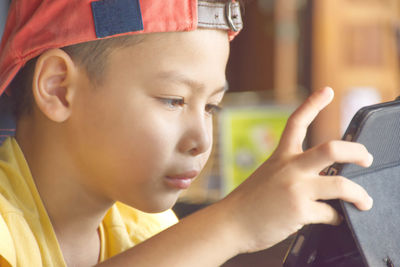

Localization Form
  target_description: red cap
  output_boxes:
[0,0,243,98]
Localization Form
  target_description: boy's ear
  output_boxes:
[32,48,78,122]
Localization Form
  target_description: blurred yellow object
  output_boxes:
[219,106,291,195]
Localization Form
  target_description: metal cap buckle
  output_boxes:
[225,1,240,32]
[197,0,243,33]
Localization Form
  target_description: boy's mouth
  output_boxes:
[164,170,199,190]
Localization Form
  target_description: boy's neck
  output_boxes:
[15,118,112,264]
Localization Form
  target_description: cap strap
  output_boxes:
[198,1,243,32]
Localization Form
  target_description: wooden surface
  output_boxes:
[274,0,299,104]
[227,1,275,94]
[310,0,400,145]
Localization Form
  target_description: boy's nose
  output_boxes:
[179,115,212,156]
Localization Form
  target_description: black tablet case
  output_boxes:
[283,99,400,267]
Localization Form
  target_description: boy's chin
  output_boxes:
[127,195,179,214]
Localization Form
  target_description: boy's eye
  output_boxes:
[159,98,185,109]
[205,104,222,116]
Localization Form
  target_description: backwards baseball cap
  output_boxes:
[0,0,243,98]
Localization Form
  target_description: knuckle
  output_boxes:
[282,177,300,195]
[287,115,299,129]
[305,95,317,109]
[358,143,369,154]
[288,195,306,219]
[333,176,348,194]
[282,180,308,219]
[350,141,365,151]
[321,141,339,159]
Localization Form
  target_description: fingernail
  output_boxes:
[367,153,374,166]
[324,86,333,94]
[318,87,334,107]
[367,196,374,209]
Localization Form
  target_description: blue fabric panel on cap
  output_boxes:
[91,0,144,38]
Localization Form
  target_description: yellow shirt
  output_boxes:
[0,137,178,266]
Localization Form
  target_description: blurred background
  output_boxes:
[1,0,400,266]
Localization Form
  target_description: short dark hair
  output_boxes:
[8,34,144,119]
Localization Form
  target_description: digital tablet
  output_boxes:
[283,98,400,267]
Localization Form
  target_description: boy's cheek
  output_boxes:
[199,149,213,169]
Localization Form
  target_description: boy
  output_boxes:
[0,0,373,266]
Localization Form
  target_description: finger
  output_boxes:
[307,201,343,226]
[277,87,334,155]
[297,140,374,172]
[310,175,373,211]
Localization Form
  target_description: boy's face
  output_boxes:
[69,29,230,212]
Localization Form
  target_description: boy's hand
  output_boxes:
[222,87,374,253]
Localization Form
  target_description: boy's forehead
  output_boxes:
[107,28,230,80]
[0,0,243,99]
[105,31,230,94]
[155,70,229,92]
[122,28,231,59]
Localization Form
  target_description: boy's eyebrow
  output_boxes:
[156,71,229,94]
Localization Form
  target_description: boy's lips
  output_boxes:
[165,170,199,189]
